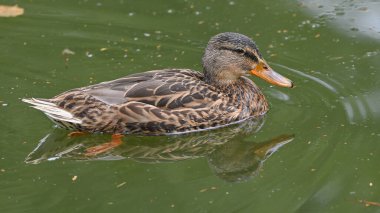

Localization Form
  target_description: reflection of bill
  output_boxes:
[208,135,293,182]
[25,116,294,182]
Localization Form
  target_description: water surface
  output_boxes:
[1,0,380,212]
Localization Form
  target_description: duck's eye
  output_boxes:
[235,48,245,54]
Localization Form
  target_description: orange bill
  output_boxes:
[250,60,293,88]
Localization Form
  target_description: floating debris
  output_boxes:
[86,51,93,58]
[100,47,108,52]
[199,186,217,193]
[62,48,75,67]
[72,175,78,181]
[351,27,359,32]
[62,48,75,56]
[0,5,24,17]
[116,182,126,188]
[358,199,380,207]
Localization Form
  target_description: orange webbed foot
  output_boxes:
[84,134,124,156]
[68,131,87,137]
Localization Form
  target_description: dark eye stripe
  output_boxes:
[219,46,258,62]
[243,51,258,62]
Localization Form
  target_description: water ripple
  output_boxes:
[274,63,338,94]
[272,63,379,124]
[341,91,380,124]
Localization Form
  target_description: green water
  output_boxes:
[1,0,380,212]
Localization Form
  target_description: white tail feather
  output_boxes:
[22,98,56,107]
[22,98,82,124]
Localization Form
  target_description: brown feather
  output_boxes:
[37,69,268,134]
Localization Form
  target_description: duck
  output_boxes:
[22,32,293,135]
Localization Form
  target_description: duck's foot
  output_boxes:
[68,131,87,137]
[84,134,124,156]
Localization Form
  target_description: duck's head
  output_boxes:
[202,32,293,88]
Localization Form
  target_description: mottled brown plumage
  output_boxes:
[23,32,293,135]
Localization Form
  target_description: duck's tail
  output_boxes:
[22,98,82,124]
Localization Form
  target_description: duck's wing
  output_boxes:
[23,69,239,133]
[73,69,219,109]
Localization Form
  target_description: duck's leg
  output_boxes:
[68,131,87,137]
[85,134,124,156]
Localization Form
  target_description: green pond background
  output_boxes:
[1,0,380,212]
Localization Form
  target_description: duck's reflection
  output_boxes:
[26,116,294,182]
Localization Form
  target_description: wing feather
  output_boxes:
[79,69,215,110]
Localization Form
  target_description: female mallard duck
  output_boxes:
[23,32,293,135]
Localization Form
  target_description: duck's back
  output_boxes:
[78,69,212,108]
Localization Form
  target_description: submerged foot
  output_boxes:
[68,131,87,137]
[84,134,124,156]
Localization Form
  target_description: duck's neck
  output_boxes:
[214,77,269,117]
[203,70,240,88]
